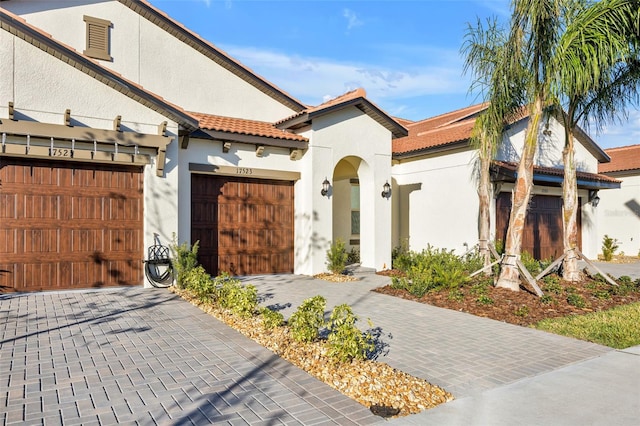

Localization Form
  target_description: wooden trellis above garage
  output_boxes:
[1,104,173,176]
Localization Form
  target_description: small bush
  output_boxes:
[326,304,374,362]
[260,307,284,329]
[289,296,326,342]
[520,251,541,275]
[470,281,490,296]
[514,305,529,317]
[540,294,555,305]
[567,293,587,308]
[601,235,619,261]
[326,240,348,274]
[171,238,200,289]
[347,247,360,265]
[215,274,258,317]
[592,289,611,300]
[476,294,494,305]
[392,239,413,271]
[494,240,505,255]
[542,275,562,295]
[184,265,214,302]
[448,288,465,302]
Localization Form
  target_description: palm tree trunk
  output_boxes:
[496,97,544,291]
[561,126,582,281]
[478,149,492,274]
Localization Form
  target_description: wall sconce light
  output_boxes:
[321,177,330,197]
[589,190,600,207]
[381,180,391,198]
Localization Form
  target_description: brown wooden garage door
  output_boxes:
[0,158,143,293]
[496,193,581,260]
[191,174,294,276]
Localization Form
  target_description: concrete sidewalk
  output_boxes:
[1,269,639,425]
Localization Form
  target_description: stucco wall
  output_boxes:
[497,116,598,172]
[4,0,297,121]
[597,174,640,257]
[392,148,479,254]
[0,28,181,281]
[310,107,393,272]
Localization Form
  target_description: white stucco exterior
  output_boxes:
[597,173,640,257]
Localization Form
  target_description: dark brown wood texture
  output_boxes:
[496,193,582,260]
[0,158,143,292]
[191,174,294,276]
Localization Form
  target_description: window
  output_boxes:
[350,179,360,235]
[83,15,112,61]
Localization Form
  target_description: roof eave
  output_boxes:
[120,0,306,113]
[198,129,308,149]
[0,9,199,131]
[392,139,470,160]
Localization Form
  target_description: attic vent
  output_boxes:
[83,15,112,61]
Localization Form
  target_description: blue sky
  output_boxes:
[148,0,639,149]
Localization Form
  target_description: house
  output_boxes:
[0,0,619,293]
[597,144,640,257]
[0,0,404,292]
[390,104,620,261]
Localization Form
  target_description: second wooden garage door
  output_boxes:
[191,174,294,276]
[496,193,581,260]
[0,158,143,293]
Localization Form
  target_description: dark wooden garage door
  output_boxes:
[0,158,143,293]
[191,174,294,276]
[496,193,581,260]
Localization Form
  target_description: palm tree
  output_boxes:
[462,17,525,273]
[495,0,564,291]
[553,0,640,281]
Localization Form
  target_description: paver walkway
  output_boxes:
[0,288,376,425]
[0,270,621,424]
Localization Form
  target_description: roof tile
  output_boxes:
[191,112,308,142]
[600,144,640,173]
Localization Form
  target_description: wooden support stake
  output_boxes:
[575,249,618,286]
[516,259,544,297]
[489,243,500,261]
[469,258,502,278]
[535,253,566,281]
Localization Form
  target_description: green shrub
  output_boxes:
[184,265,214,302]
[540,294,555,305]
[392,246,475,296]
[289,295,326,342]
[326,304,374,362]
[514,305,529,317]
[567,293,587,308]
[171,238,200,289]
[326,239,348,274]
[476,294,494,305]
[260,307,284,329]
[494,239,505,256]
[448,288,465,302]
[215,274,257,317]
[592,289,611,300]
[542,275,562,294]
[470,281,490,296]
[601,235,619,261]
[392,239,413,272]
[347,247,360,265]
[520,251,541,275]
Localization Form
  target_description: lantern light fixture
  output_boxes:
[321,177,330,197]
[381,181,391,198]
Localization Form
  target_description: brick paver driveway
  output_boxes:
[0,288,377,425]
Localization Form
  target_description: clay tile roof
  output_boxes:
[599,144,640,173]
[275,88,367,125]
[191,112,308,142]
[494,161,621,186]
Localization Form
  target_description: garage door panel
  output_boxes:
[0,158,143,292]
[496,193,581,260]
[192,174,293,276]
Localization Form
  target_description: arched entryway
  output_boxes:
[331,156,377,268]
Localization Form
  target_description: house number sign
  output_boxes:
[236,167,254,175]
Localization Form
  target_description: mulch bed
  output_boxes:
[374,270,640,326]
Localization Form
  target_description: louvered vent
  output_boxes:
[83,15,112,61]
